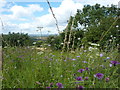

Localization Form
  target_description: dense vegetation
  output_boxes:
[2,47,120,88]
[1,3,120,89]
[47,4,120,51]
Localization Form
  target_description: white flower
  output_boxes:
[78,38,81,40]
[109,64,112,67]
[109,39,112,42]
[88,42,100,46]
[90,56,93,58]
[116,25,119,27]
[33,42,36,45]
[61,43,64,45]
[106,57,110,59]
[48,44,51,46]
[81,46,84,48]
[88,47,94,51]
[60,75,63,77]
[37,51,44,55]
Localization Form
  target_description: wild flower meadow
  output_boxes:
[2,46,119,88]
[1,0,120,89]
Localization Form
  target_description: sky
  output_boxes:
[0,0,120,35]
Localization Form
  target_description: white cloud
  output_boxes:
[34,0,83,34]
[75,0,119,6]
[1,0,119,34]
[0,2,44,33]
[52,0,83,23]
[10,4,43,19]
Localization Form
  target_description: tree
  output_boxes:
[2,32,33,47]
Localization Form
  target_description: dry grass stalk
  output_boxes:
[62,16,73,52]
[0,17,9,47]
[67,17,75,52]
[46,0,60,34]
[72,31,76,51]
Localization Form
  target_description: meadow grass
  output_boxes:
[2,46,119,88]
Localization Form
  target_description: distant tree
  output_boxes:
[2,32,33,47]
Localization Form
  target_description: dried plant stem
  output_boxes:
[72,31,76,51]
[0,17,9,47]
[46,0,60,34]
[62,26,68,52]
[62,16,73,52]
[100,16,119,42]
[67,17,75,52]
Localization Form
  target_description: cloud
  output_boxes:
[34,0,83,34]
[10,4,43,19]
[1,2,44,33]
[75,0,119,6]
[1,0,119,34]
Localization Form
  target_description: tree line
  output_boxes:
[2,32,33,47]
[47,4,120,51]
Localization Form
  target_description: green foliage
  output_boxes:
[2,32,33,47]
[46,35,62,50]
[47,4,119,51]
[35,40,44,47]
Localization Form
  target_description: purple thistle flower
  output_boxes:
[82,61,87,63]
[76,77,83,81]
[52,55,55,57]
[76,85,84,89]
[50,83,53,87]
[110,61,120,66]
[66,57,70,60]
[78,69,85,73]
[56,83,63,88]
[64,60,66,62]
[100,53,103,57]
[86,67,89,71]
[105,77,110,82]
[46,87,51,88]
[85,77,89,80]
[94,73,104,79]
[49,58,53,60]
[76,56,80,58]
[72,58,76,61]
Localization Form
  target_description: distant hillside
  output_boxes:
[29,34,58,41]
[28,34,58,37]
